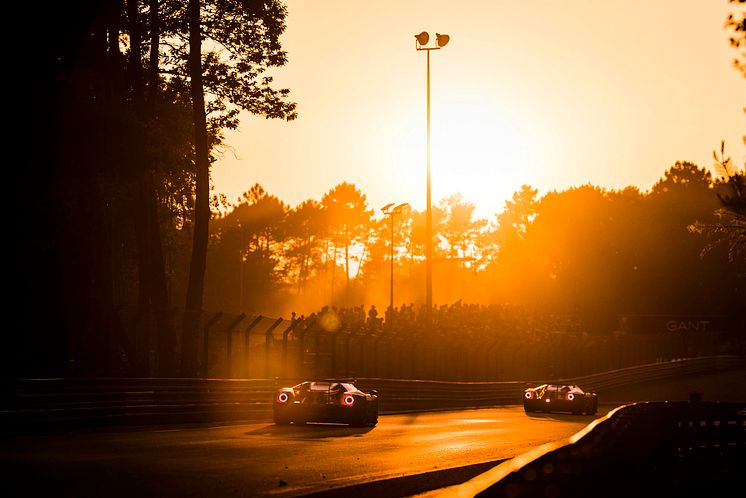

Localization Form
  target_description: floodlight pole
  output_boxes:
[415,32,448,321]
[390,206,396,322]
[426,48,432,317]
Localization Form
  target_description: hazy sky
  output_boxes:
[212,0,745,221]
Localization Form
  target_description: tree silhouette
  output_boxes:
[438,193,487,262]
[283,200,326,296]
[689,143,746,262]
[178,0,297,375]
[686,2,746,265]
[726,0,746,78]
[16,2,203,376]
[321,182,374,306]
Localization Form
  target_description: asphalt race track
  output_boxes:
[2,405,612,498]
[3,368,745,498]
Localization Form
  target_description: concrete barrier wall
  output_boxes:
[433,400,746,498]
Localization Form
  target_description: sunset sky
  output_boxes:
[212,0,745,221]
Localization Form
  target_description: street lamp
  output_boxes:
[415,31,449,317]
[382,202,409,330]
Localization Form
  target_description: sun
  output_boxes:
[429,98,541,219]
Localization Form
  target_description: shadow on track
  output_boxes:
[245,423,375,438]
[522,412,599,421]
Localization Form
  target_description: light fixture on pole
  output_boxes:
[382,202,409,330]
[414,30,449,318]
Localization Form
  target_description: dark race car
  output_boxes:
[273,380,379,426]
[523,383,598,415]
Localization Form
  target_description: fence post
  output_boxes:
[486,338,502,381]
[202,312,223,378]
[313,327,323,378]
[330,330,344,378]
[282,319,302,379]
[296,319,314,379]
[264,318,284,378]
[391,336,404,379]
[242,315,263,377]
[361,331,370,377]
[344,330,353,378]
[225,313,246,378]
[403,334,421,380]
[373,332,387,378]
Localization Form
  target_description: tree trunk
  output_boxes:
[145,0,177,376]
[127,0,177,376]
[183,0,211,376]
[126,0,153,376]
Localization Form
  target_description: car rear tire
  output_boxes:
[352,406,378,427]
[274,412,291,425]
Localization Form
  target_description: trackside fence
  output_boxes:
[2,355,744,433]
[98,308,744,381]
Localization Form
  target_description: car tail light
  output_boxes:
[342,394,355,406]
[566,393,574,401]
[524,391,533,400]
[276,392,289,404]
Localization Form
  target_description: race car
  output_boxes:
[523,383,598,415]
[273,380,379,426]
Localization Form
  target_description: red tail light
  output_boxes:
[566,393,574,401]
[276,392,289,403]
[524,391,533,400]
[342,394,355,406]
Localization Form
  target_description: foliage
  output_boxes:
[15,0,298,377]
[320,182,374,302]
[196,166,743,334]
[688,142,746,263]
[726,0,746,78]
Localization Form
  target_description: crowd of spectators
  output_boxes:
[296,301,584,343]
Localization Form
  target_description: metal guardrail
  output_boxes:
[1,355,744,433]
[550,354,746,392]
[435,400,746,498]
[1,378,277,431]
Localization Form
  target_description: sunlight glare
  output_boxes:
[430,99,540,219]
